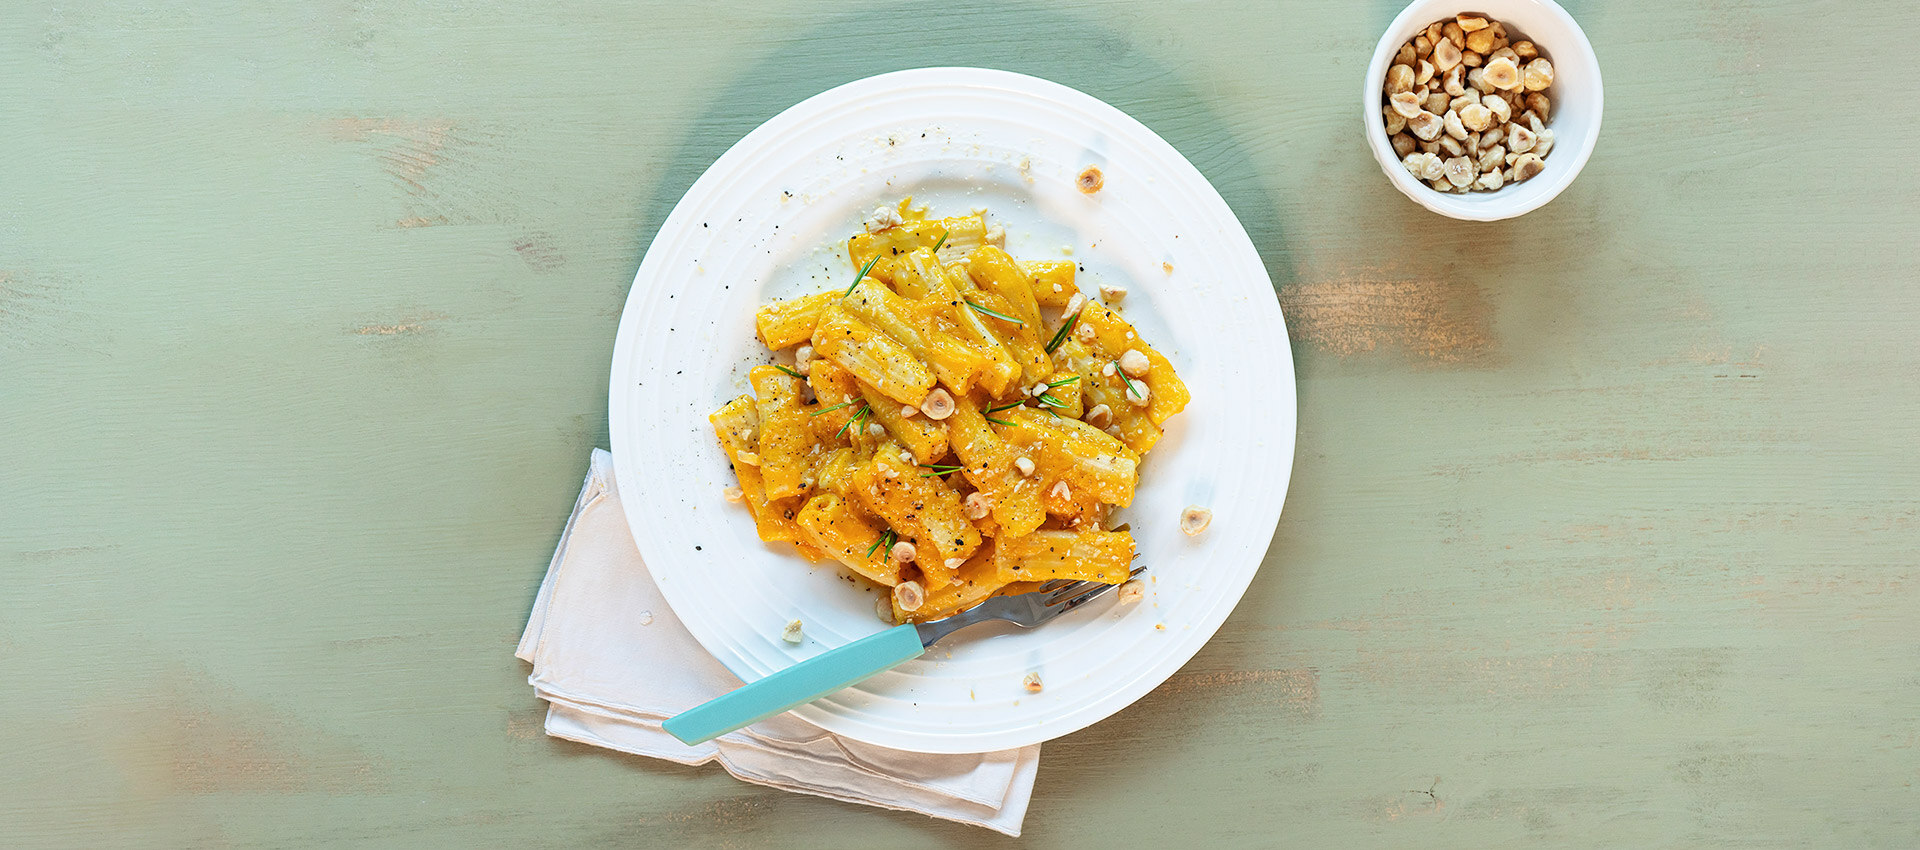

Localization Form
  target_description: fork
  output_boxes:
[662,566,1147,745]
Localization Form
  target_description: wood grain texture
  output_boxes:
[3,0,1917,846]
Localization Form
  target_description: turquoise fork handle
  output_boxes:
[663,624,926,745]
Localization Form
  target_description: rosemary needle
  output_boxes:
[809,400,853,417]
[931,230,949,252]
[773,364,806,379]
[834,403,873,438]
[965,300,1024,326]
[1044,312,1079,353]
[845,254,881,296]
[865,529,898,559]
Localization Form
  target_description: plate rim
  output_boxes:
[609,65,1297,753]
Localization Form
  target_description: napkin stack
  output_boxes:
[516,449,1040,836]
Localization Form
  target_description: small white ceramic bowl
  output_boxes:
[1365,0,1603,221]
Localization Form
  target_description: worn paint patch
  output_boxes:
[325,117,516,228]
[1638,648,1731,711]
[328,117,455,192]
[106,670,380,795]
[1157,668,1319,719]
[513,232,567,272]
[0,270,79,350]
[352,311,447,336]
[505,705,547,741]
[1280,267,1497,364]
[18,543,122,561]
[1671,740,1767,829]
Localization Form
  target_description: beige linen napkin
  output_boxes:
[516,449,1039,836]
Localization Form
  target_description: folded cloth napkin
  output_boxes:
[516,449,1039,836]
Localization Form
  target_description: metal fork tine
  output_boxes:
[1044,565,1148,607]
[1044,581,1095,603]
[915,567,1150,644]
[1054,582,1119,612]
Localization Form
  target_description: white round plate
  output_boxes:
[610,67,1295,754]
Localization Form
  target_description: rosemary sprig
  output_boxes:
[931,230,949,252]
[809,400,853,417]
[864,528,898,560]
[1035,392,1068,409]
[835,402,873,438]
[965,300,1024,326]
[845,254,881,296]
[1044,311,1079,354]
[1115,364,1142,398]
[918,463,964,476]
[773,364,807,379]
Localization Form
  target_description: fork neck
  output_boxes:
[912,606,992,647]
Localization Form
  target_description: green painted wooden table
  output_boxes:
[5,1,1917,846]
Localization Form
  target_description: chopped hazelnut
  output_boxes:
[1385,63,1415,95]
[893,581,924,613]
[1389,91,1424,119]
[1522,58,1554,91]
[1433,37,1462,72]
[1076,166,1104,194]
[1483,56,1520,90]
[1391,132,1417,159]
[1408,110,1445,141]
[1512,153,1546,182]
[919,388,955,420]
[1180,505,1212,536]
[964,492,992,520]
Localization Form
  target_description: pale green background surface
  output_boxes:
[4,1,1917,847]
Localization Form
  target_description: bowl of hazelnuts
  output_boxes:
[1365,0,1603,221]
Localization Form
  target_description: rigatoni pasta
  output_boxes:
[712,199,1189,624]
